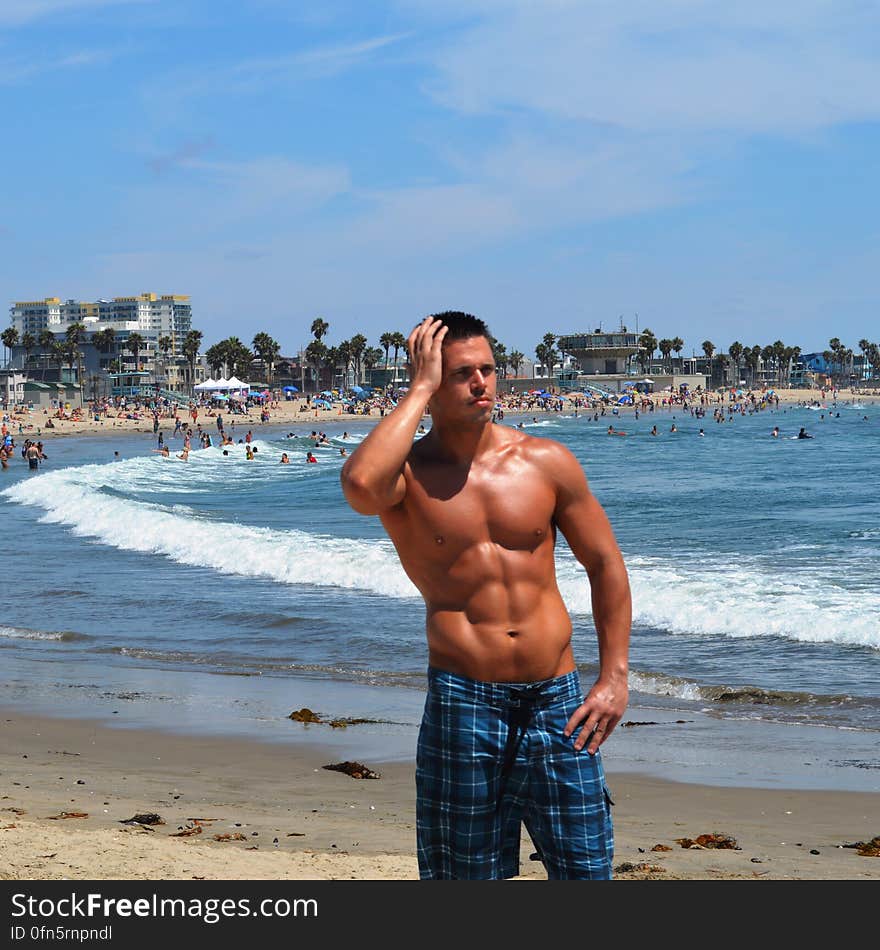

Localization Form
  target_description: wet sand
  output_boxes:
[1,710,878,881]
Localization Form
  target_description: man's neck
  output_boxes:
[425,418,494,464]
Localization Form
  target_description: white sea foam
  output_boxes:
[628,670,704,701]
[5,460,880,650]
[555,552,880,650]
[4,464,420,600]
[0,626,75,642]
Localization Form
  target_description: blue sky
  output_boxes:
[2,0,879,358]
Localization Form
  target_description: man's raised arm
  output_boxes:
[340,317,447,515]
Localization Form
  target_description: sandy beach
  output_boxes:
[3,389,879,881]
[9,387,879,443]
[1,711,878,881]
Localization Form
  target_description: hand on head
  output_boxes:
[406,317,449,396]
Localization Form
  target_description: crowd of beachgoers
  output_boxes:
[1,383,875,461]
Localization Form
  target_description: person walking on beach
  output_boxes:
[341,312,631,880]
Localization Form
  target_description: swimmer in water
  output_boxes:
[771,427,779,438]
[280,453,290,464]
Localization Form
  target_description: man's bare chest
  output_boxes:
[389,469,557,557]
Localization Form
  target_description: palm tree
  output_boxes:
[508,350,524,377]
[252,332,280,385]
[363,346,383,383]
[390,331,407,384]
[349,333,367,385]
[234,343,254,379]
[204,343,226,377]
[64,322,88,400]
[304,340,327,391]
[20,331,36,370]
[658,339,673,372]
[337,339,354,388]
[1,326,19,366]
[828,337,843,384]
[310,318,329,342]
[493,341,508,378]
[379,332,394,373]
[639,329,657,373]
[182,329,203,393]
[37,329,56,380]
[51,341,67,376]
[324,345,340,389]
[770,340,784,388]
[699,340,715,385]
[671,336,684,371]
[92,327,116,355]
[858,338,871,384]
[125,332,145,372]
[157,334,173,388]
[535,338,559,380]
[869,343,880,379]
[536,333,559,380]
[728,341,744,385]
[745,345,761,387]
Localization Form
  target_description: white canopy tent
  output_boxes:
[194,377,251,392]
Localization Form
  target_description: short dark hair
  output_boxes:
[428,311,491,344]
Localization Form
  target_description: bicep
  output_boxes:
[551,453,622,571]
[341,468,407,515]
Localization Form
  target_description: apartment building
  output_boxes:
[10,292,192,352]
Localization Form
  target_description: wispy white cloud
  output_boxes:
[261,32,411,75]
[122,154,351,239]
[0,0,149,27]
[0,46,114,83]
[417,0,880,133]
[147,137,217,175]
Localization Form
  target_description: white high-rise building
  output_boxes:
[10,292,192,352]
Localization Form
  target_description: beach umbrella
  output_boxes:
[282,385,299,392]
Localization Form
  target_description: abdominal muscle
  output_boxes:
[424,586,576,683]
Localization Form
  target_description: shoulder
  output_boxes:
[514,431,582,473]
[496,429,587,489]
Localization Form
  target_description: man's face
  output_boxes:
[429,335,497,423]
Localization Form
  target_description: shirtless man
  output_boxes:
[341,312,631,880]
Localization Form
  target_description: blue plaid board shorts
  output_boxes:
[416,667,614,880]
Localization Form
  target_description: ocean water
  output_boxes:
[2,401,879,791]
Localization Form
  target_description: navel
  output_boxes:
[507,630,519,639]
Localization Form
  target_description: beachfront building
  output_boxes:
[7,292,197,398]
[555,330,707,393]
[10,293,192,353]
[557,331,642,376]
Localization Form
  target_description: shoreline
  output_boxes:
[7,387,878,443]
[1,707,877,880]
